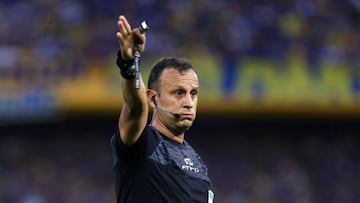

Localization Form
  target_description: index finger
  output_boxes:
[118,15,132,34]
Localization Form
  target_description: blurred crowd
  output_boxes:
[0,125,115,203]
[204,132,359,203]
[0,120,359,203]
[1,0,360,89]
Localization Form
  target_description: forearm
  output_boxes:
[121,75,147,111]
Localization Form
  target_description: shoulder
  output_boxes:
[111,125,159,162]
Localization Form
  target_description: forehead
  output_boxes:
[159,68,199,89]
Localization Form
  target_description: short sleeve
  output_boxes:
[111,125,158,165]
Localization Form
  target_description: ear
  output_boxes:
[147,89,157,108]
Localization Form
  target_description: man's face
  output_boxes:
[156,68,199,132]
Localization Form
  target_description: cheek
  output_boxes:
[193,96,199,104]
[163,96,178,106]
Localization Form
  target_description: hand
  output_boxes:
[116,15,146,61]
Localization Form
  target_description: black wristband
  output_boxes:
[116,50,136,79]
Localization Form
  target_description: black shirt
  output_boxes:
[111,125,213,203]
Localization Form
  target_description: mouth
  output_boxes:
[179,114,194,119]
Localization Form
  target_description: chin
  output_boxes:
[178,121,193,131]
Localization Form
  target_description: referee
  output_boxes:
[111,15,214,203]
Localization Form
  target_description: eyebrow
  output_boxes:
[172,83,199,89]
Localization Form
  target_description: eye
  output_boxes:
[175,90,182,96]
[190,90,198,97]
[175,90,184,96]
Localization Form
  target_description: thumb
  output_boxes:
[133,28,146,44]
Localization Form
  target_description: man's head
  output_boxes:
[147,57,199,135]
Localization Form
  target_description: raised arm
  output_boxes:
[116,15,148,145]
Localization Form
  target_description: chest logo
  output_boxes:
[184,158,194,166]
[182,158,200,173]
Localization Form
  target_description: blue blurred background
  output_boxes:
[0,0,359,202]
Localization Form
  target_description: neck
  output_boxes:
[151,119,184,144]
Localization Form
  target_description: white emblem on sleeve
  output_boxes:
[208,190,214,203]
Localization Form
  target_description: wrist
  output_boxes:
[116,50,136,79]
